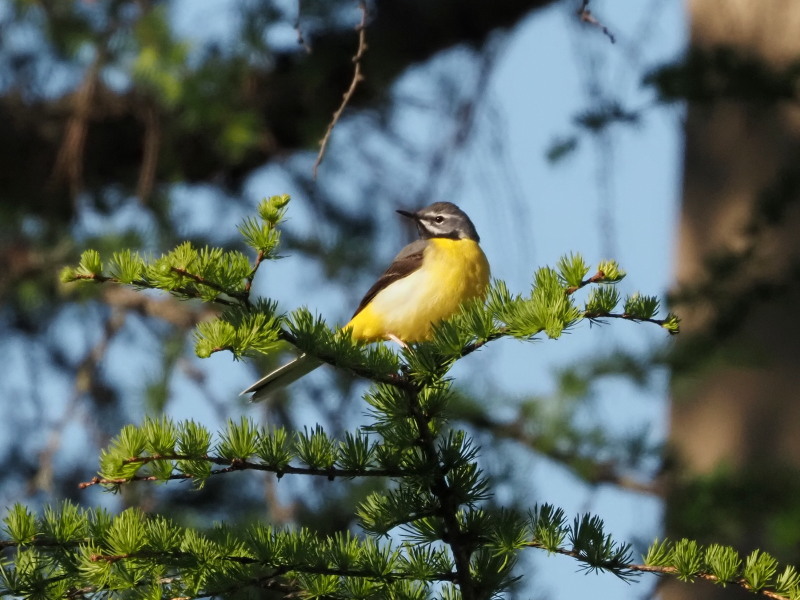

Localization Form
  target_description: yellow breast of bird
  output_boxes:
[346,238,490,343]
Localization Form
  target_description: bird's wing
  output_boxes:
[350,240,427,318]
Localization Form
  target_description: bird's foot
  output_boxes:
[386,333,409,350]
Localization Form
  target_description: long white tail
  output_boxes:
[240,353,322,402]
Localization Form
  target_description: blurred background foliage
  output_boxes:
[2,1,800,599]
[1,0,574,521]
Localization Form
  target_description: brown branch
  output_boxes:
[79,454,413,488]
[626,564,789,600]
[312,1,368,179]
[50,55,102,198]
[32,309,126,494]
[170,267,247,301]
[169,286,238,306]
[101,286,218,329]
[136,101,161,204]
[523,541,792,600]
[5,535,457,590]
[577,0,616,44]
[89,549,458,584]
[243,249,265,301]
[458,330,506,360]
[584,311,676,331]
[461,414,661,495]
[565,269,608,294]
[69,272,239,307]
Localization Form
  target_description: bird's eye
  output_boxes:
[434,216,444,224]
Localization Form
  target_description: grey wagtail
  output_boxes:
[242,201,490,401]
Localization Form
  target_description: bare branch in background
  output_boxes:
[101,287,218,329]
[313,1,369,179]
[577,0,616,44]
[32,309,126,494]
[136,102,161,204]
[50,56,102,199]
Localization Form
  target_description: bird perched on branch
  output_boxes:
[242,202,490,402]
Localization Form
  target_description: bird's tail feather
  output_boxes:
[241,353,322,402]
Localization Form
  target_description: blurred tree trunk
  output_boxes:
[665,1,800,598]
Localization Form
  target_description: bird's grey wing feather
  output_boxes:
[350,240,427,318]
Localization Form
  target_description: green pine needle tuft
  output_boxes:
[585,285,621,315]
[109,249,146,284]
[672,538,703,582]
[743,549,778,592]
[3,504,37,545]
[596,260,626,282]
[557,253,590,288]
[623,292,660,320]
[704,543,741,585]
[530,504,568,552]
[217,417,260,460]
[295,425,337,469]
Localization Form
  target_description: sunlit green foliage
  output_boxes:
[641,538,800,598]
[20,197,791,600]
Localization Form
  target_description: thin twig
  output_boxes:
[170,267,248,301]
[524,542,793,600]
[565,269,608,294]
[79,454,414,488]
[312,1,368,178]
[627,564,789,600]
[577,0,616,44]
[90,550,458,584]
[69,272,238,307]
[584,311,675,329]
[243,249,265,302]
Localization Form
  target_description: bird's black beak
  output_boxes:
[396,209,417,220]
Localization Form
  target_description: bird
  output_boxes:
[241,201,490,402]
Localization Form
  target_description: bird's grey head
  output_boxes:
[396,202,480,242]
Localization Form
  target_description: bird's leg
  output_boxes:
[386,333,409,349]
